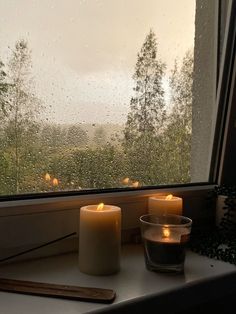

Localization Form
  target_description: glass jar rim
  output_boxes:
[140,213,192,228]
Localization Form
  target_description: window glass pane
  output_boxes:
[0,0,217,195]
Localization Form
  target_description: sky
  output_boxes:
[0,0,195,124]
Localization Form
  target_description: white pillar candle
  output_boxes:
[148,194,183,216]
[79,203,121,275]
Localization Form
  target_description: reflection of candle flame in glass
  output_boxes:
[122,177,130,185]
[132,181,139,188]
[52,178,59,186]
[165,194,173,200]
[45,173,51,181]
[97,203,104,211]
[163,227,170,238]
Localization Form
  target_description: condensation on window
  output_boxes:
[0,0,209,195]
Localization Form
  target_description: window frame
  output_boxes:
[210,0,236,185]
[0,0,219,203]
[1,0,235,261]
[0,0,224,209]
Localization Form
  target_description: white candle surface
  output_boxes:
[79,203,121,275]
[148,194,183,216]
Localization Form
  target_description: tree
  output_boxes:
[0,60,9,118]
[93,126,107,147]
[70,144,126,189]
[124,29,166,142]
[4,39,42,193]
[123,29,166,185]
[163,50,193,183]
[169,50,193,133]
[40,124,67,149]
[0,60,10,193]
[67,124,88,147]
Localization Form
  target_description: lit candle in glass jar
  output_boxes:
[143,225,188,266]
[140,214,192,273]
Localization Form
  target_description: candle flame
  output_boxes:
[45,173,51,181]
[163,227,170,238]
[165,194,173,200]
[52,178,59,186]
[97,203,104,211]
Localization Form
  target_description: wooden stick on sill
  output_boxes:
[0,278,116,304]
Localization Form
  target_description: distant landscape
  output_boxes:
[0,30,193,195]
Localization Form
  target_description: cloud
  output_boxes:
[0,0,195,124]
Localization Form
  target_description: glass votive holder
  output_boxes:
[140,214,192,273]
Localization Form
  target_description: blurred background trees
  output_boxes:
[0,31,193,195]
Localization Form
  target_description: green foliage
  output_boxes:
[162,50,193,183]
[191,185,236,265]
[123,31,193,186]
[93,126,107,147]
[0,60,10,118]
[214,185,236,232]
[124,29,166,142]
[190,228,236,265]
[67,125,88,147]
[0,40,42,194]
[67,145,126,189]
[40,124,68,150]
[34,144,126,191]
[0,32,194,195]
[123,29,167,185]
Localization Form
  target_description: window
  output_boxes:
[0,0,223,197]
[1,0,235,262]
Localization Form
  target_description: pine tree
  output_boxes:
[124,29,166,143]
[0,60,10,194]
[163,50,193,183]
[123,29,166,185]
[169,50,193,133]
[0,60,9,118]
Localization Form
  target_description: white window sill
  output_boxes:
[0,185,215,260]
[0,244,235,314]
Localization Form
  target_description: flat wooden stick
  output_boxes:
[0,278,116,304]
